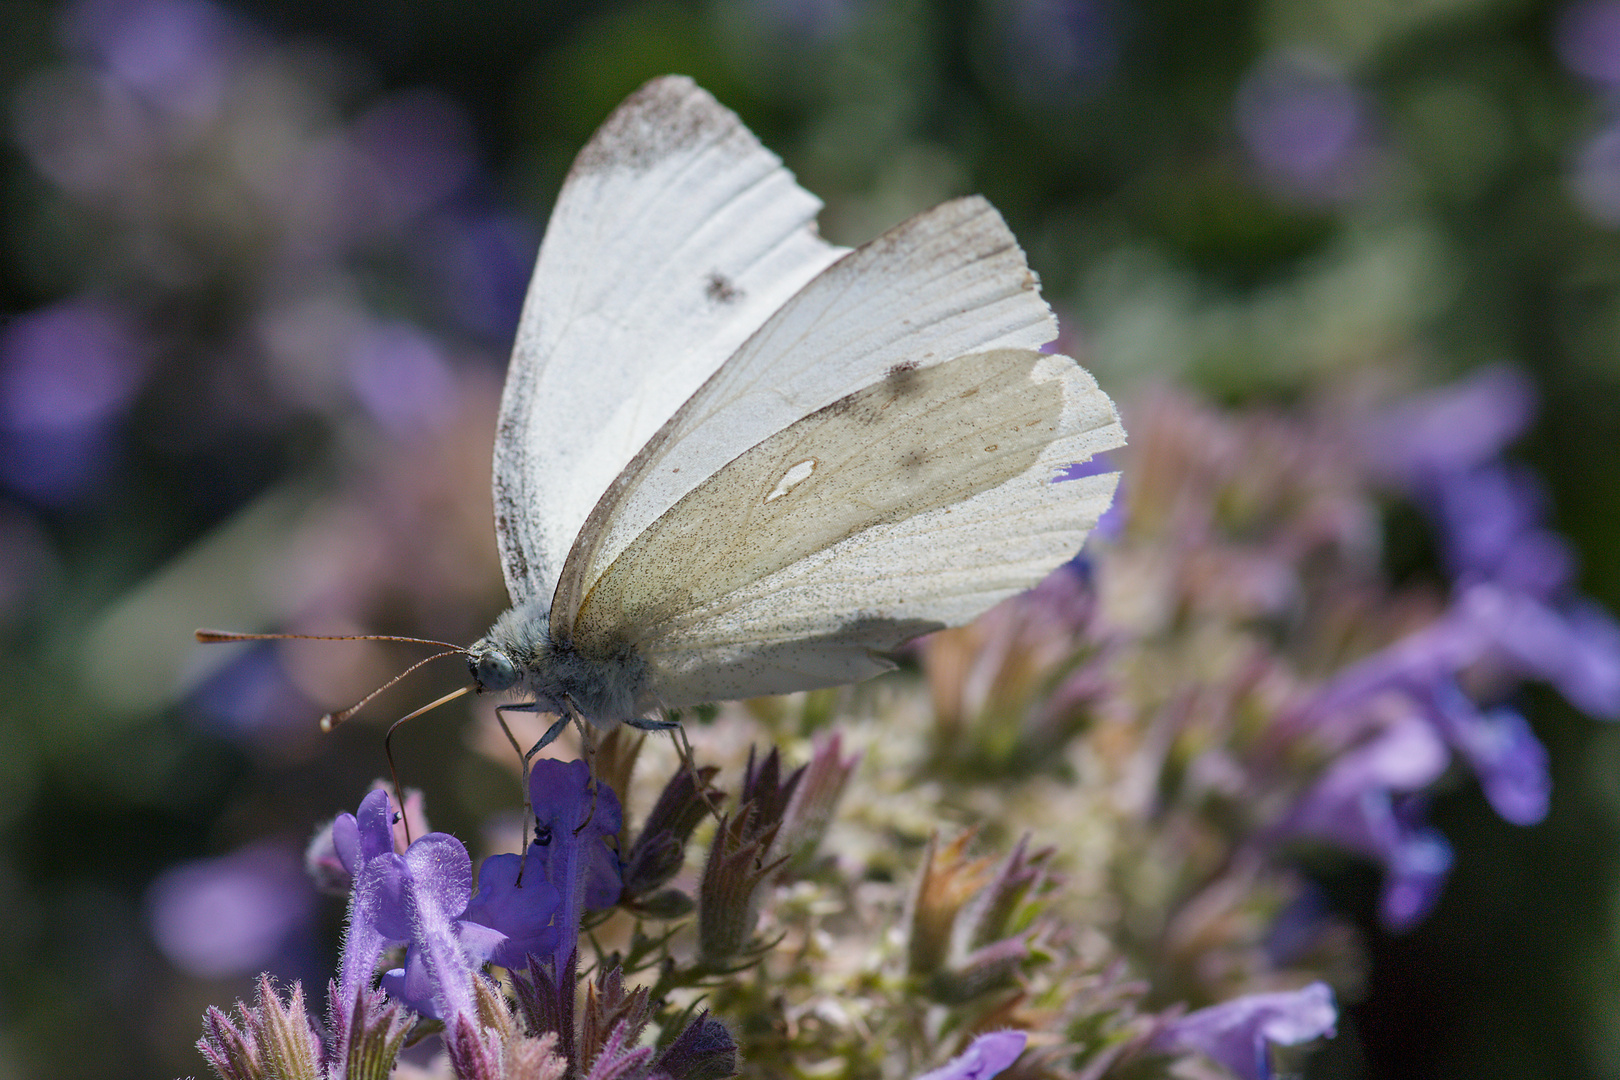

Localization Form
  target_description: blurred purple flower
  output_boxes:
[146,841,317,979]
[1359,364,1536,484]
[1276,715,1454,928]
[1421,682,1548,826]
[1556,0,1620,84]
[0,299,145,432]
[1003,0,1119,102]
[915,1031,1027,1080]
[1056,451,1124,539]
[189,645,313,742]
[745,0,864,40]
[65,0,237,118]
[1430,463,1574,596]
[421,211,537,340]
[1319,583,1620,721]
[351,90,478,229]
[1571,117,1620,226]
[1055,451,1116,482]
[0,425,120,508]
[1151,982,1337,1080]
[347,320,459,435]
[1235,51,1372,202]
[0,299,145,506]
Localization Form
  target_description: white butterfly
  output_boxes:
[462,76,1125,745]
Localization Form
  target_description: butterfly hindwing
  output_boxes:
[572,347,1123,704]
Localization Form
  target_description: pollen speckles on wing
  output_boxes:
[766,458,817,502]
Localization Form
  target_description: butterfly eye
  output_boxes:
[469,648,518,692]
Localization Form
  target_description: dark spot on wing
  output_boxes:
[899,448,928,469]
[706,272,743,304]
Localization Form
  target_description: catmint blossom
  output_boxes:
[1151,983,1337,1080]
[915,1031,1028,1080]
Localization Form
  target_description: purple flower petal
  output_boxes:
[1419,682,1549,826]
[462,852,562,970]
[1235,51,1370,201]
[1359,364,1535,484]
[1378,820,1453,929]
[1276,717,1454,929]
[915,1031,1028,1080]
[1152,983,1337,1080]
[523,760,624,976]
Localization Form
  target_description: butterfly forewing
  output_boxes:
[551,195,1060,628]
[492,75,845,610]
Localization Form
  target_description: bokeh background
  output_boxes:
[3,0,1620,1076]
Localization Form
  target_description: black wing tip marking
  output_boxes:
[570,75,750,178]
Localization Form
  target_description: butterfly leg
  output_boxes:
[574,716,602,835]
[629,711,724,823]
[496,700,566,884]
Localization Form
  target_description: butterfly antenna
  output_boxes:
[383,685,472,844]
[196,628,468,650]
[320,649,467,732]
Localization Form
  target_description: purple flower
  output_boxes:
[1419,682,1548,826]
[146,841,317,979]
[67,0,238,118]
[1151,983,1337,1080]
[527,760,622,970]
[915,1031,1027,1080]
[462,851,562,970]
[0,298,146,506]
[1430,463,1573,597]
[1235,51,1372,202]
[1358,364,1535,484]
[349,90,476,228]
[422,211,536,340]
[375,834,507,1023]
[331,789,503,1027]
[346,320,458,435]
[1276,715,1454,928]
[1454,585,1620,719]
[1557,0,1620,84]
[333,789,407,1011]
[1572,117,1620,227]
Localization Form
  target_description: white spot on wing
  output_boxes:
[765,458,817,502]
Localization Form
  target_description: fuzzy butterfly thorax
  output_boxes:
[469,602,653,728]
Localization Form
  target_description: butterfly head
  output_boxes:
[467,642,519,692]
